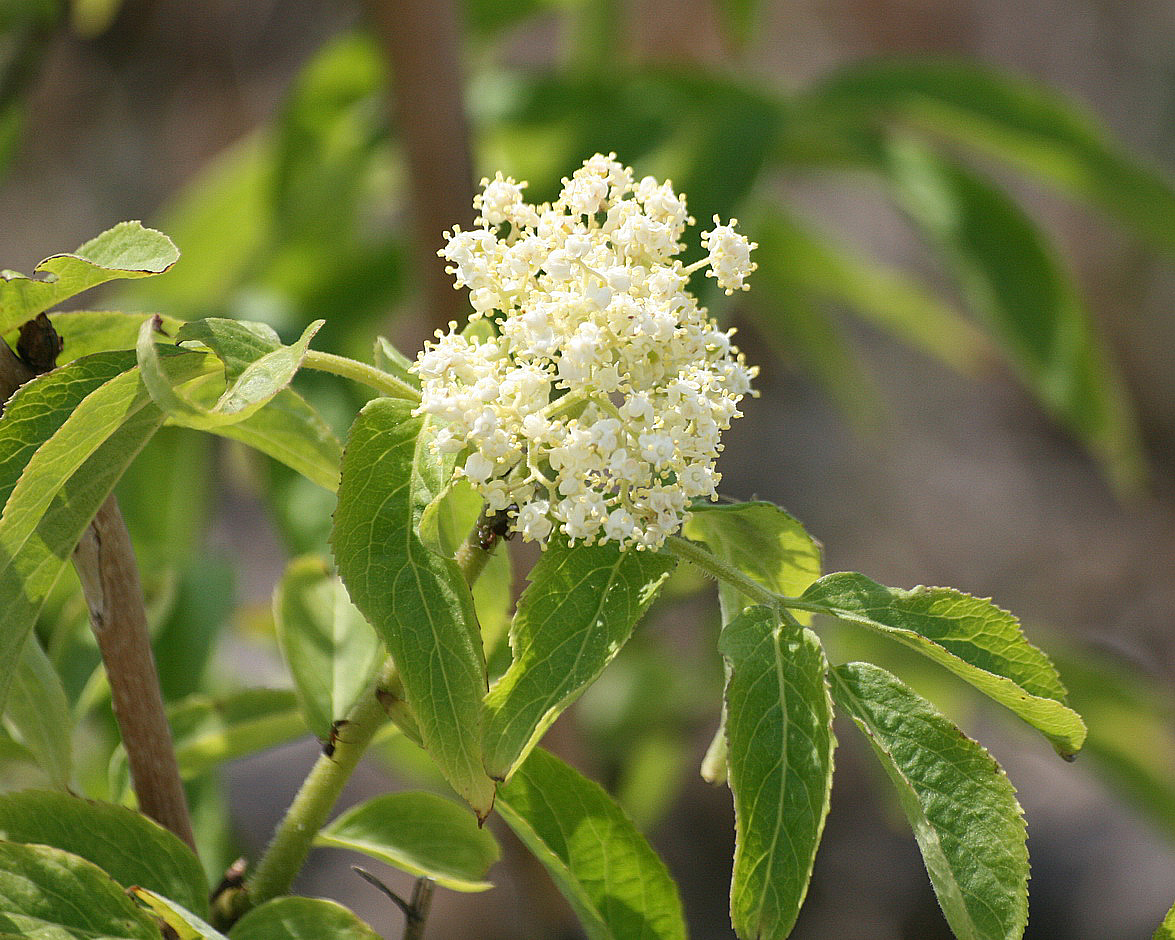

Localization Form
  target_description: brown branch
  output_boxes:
[366,0,477,337]
[74,497,197,851]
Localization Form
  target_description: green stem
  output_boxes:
[302,350,421,402]
[665,534,782,608]
[230,660,396,922]
[665,534,827,616]
[227,523,495,926]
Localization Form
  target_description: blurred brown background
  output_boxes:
[2,1,1173,938]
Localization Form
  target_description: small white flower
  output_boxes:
[463,452,495,484]
[417,154,758,549]
[701,216,758,294]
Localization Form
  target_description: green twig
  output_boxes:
[664,534,826,617]
[301,350,421,402]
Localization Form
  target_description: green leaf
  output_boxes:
[1155,899,1175,940]
[373,336,419,389]
[274,555,383,739]
[719,608,834,940]
[316,791,500,891]
[131,317,343,489]
[419,477,483,559]
[830,662,1028,940]
[803,58,1175,253]
[752,209,992,376]
[137,316,324,430]
[0,221,178,333]
[110,690,305,795]
[483,539,673,781]
[332,398,495,815]
[681,503,822,788]
[0,349,211,712]
[0,840,161,939]
[684,501,822,623]
[0,350,136,510]
[130,890,227,940]
[801,572,1086,757]
[4,636,72,789]
[496,748,687,940]
[474,541,513,661]
[174,318,288,380]
[883,138,1143,493]
[0,791,208,918]
[215,389,342,493]
[228,898,380,940]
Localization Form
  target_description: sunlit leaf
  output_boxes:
[137,316,324,430]
[333,397,495,815]
[801,572,1086,757]
[831,662,1028,940]
[316,791,500,891]
[483,538,673,781]
[0,221,178,333]
[0,349,211,712]
[496,748,686,940]
[131,890,227,940]
[720,608,834,940]
[684,501,822,623]
[0,790,208,918]
[1156,899,1175,940]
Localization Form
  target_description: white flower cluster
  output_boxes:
[413,153,758,550]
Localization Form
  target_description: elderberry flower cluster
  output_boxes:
[413,153,758,550]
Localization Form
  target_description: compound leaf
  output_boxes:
[684,501,822,623]
[0,349,211,712]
